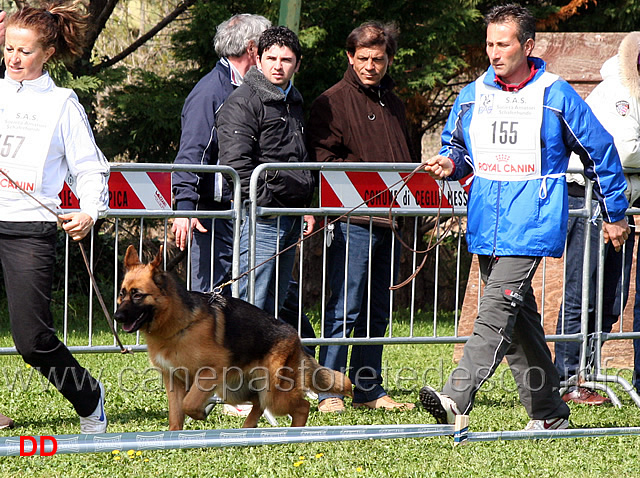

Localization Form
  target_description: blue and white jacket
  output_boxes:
[441,57,628,258]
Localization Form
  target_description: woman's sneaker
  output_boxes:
[524,418,569,430]
[222,403,253,417]
[419,386,460,424]
[80,381,107,434]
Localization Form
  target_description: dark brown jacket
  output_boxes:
[307,65,416,226]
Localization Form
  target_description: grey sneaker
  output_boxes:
[524,417,569,431]
[419,385,460,424]
[80,381,107,434]
[0,412,14,430]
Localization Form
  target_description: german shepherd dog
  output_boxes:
[114,245,352,430]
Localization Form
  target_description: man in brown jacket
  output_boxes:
[307,21,416,413]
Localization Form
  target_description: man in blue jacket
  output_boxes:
[171,14,270,293]
[419,3,630,430]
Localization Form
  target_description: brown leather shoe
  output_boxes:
[562,387,611,405]
[353,395,416,410]
[318,397,345,413]
[0,412,14,430]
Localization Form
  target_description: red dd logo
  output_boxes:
[19,436,58,456]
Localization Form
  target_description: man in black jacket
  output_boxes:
[171,14,270,294]
[217,26,314,316]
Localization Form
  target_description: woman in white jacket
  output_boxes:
[0,1,109,433]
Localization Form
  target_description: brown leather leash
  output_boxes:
[0,169,132,354]
[387,165,460,290]
[215,162,458,293]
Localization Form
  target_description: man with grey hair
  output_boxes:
[172,13,270,292]
[171,13,270,417]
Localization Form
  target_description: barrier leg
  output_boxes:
[454,415,469,446]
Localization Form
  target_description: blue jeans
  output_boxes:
[191,218,233,294]
[318,222,399,403]
[554,195,633,381]
[237,215,301,315]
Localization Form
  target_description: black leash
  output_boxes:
[0,169,132,354]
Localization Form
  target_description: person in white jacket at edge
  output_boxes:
[556,31,640,404]
[0,1,109,433]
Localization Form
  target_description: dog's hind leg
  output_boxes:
[182,368,218,422]
[241,397,264,428]
[289,397,310,427]
[270,388,310,427]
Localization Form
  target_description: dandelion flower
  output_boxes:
[113,456,121,461]
[357,467,363,472]
[111,450,120,455]
[315,453,324,458]
[136,451,142,456]
[294,461,304,467]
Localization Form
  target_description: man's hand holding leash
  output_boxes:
[423,155,454,180]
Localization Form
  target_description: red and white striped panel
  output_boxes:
[320,171,471,210]
[60,171,172,210]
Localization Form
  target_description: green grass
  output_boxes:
[0,312,639,477]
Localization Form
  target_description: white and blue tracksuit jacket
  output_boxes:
[441,57,628,258]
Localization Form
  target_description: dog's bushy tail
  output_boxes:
[302,355,353,397]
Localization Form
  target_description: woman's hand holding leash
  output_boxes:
[59,212,94,241]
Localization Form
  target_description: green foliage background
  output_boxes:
[5,0,640,163]
[92,0,640,165]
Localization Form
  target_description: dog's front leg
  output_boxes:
[164,372,186,430]
[182,367,218,421]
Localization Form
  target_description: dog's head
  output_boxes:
[114,245,166,334]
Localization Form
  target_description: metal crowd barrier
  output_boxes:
[0,163,242,355]
[576,175,640,407]
[0,162,637,409]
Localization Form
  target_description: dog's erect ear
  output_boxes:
[150,245,164,270]
[124,245,141,270]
